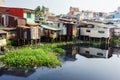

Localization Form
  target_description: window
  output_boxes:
[98,31,105,33]
[27,13,31,18]
[85,51,89,54]
[97,53,103,56]
[86,30,90,32]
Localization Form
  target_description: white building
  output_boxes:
[80,27,109,38]
[80,10,94,20]
[78,21,118,39]
[79,47,111,58]
[105,7,120,24]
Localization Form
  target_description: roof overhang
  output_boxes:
[41,24,61,31]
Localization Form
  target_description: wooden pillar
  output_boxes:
[23,39,25,45]
[28,40,30,45]
[84,36,85,41]
[17,39,19,46]
[89,37,90,41]
[94,37,95,42]
[39,38,41,43]
[0,46,1,52]
[59,35,61,42]
[108,38,109,44]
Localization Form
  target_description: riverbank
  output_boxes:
[0,42,72,68]
[0,39,117,68]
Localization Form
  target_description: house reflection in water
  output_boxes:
[0,67,35,77]
[78,47,112,58]
[112,48,120,58]
[64,45,78,61]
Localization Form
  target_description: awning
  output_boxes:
[41,24,61,31]
[27,22,40,26]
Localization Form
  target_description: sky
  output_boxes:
[5,0,120,15]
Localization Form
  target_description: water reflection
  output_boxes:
[63,45,78,61]
[1,44,120,80]
[62,44,113,61]
[112,48,120,58]
[78,47,112,58]
[0,67,35,77]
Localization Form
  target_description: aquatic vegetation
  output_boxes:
[53,48,65,55]
[0,47,61,68]
[0,42,76,68]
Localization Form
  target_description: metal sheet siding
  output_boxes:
[0,7,24,18]
[31,27,37,39]
[17,18,26,26]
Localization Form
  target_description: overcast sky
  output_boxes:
[5,0,120,15]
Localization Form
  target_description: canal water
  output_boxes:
[0,43,120,80]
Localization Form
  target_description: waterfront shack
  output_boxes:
[0,7,41,45]
[59,18,77,41]
[40,24,61,42]
[17,20,41,45]
[0,12,26,39]
[77,21,118,42]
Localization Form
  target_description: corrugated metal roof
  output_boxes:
[41,24,61,31]
[82,21,117,28]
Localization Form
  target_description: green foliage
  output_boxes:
[35,6,41,16]
[6,39,12,46]
[0,42,74,68]
[112,38,120,44]
[53,48,64,55]
[0,47,61,68]
[6,39,18,46]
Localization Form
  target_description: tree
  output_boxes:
[35,6,42,16]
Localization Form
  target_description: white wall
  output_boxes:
[79,47,109,58]
[80,27,110,38]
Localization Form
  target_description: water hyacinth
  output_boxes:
[0,47,61,68]
[0,42,72,68]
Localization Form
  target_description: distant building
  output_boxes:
[80,10,94,20]
[0,0,5,7]
[69,6,80,16]
[77,21,118,40]
[93,12,107,19]
[68,7,80,22]
[68,7,107,22]
[104,7,120,24]
[41,6,49,22]
[106,7,120,19]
